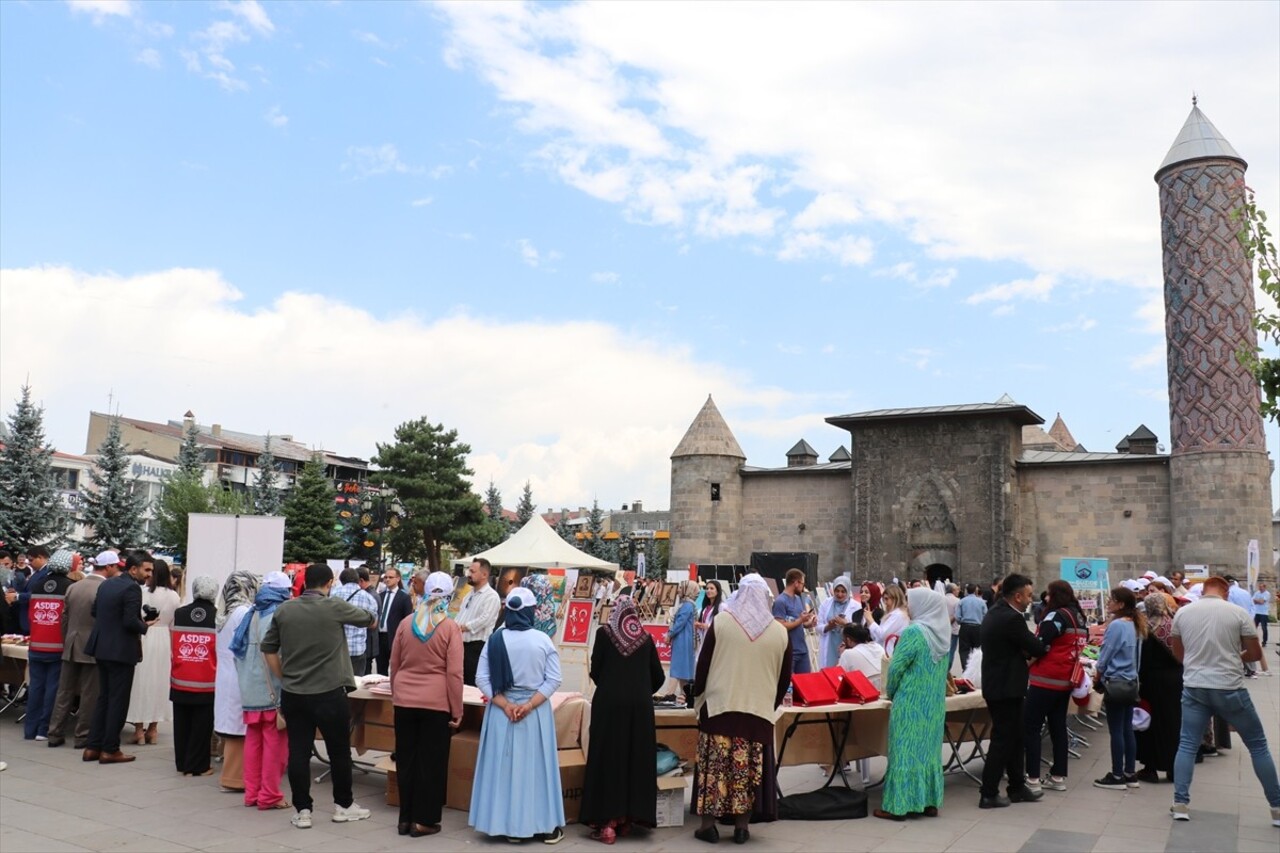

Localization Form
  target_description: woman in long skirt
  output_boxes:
[1135,592,1182,783]
[127,560,180,744]
[470,587,565,844]
[215,571,259,793]
[390,572,464,837]
[231,571,293,809]
[876,588,950,820]
[581,596,665,844]
[667,580,699,698]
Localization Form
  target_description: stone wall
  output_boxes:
[1170,451,1272,575]
[1017,458,1172,588]
[847,417,1021,586]
[740,471,851,581]
[669,455,746,569]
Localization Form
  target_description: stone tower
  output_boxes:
[1156,102,1271,573]
[669,395,746,571]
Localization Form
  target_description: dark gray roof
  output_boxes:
[786,439,818,457]
[1127,424,1158,441]
[1020,450,1167,466]
[828,402,1043,429]
[742,461,851,476]
[829,446,851,462]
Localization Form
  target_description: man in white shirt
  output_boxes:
[456,558,501,686]
[1252,581,1271,651]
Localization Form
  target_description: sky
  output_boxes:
[2,0,1278,513]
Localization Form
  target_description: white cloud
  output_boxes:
[966,273,1056,304]
[776,344,803,356]
[354,30,390,49]
[219,0,274,37]
[434,2,1278,289]
[411,196,434,207]
[515,239,561,268]
[591,271,619,284]
[992,304,1016,317]
[135,48,162,69]
[429,164,454,180]
[777,232,874,266]
[66,0,133,21]
[1132,343,1166,370]
[0,266,797,509]
[1043,314,1098,333]
[876,261,956,289]
[343,144,414,177]
[264,105,288,128]
[900,348,935,370]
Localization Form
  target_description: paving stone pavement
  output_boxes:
[1,670,1276,852]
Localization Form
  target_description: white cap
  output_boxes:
[1120,579,1142,592]
[1141,571,1158,580]
[94,550,120,567]
[506,587,536,610]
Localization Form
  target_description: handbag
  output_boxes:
[1102,678,1139,704]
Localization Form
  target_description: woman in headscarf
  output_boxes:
[390,571,463,837]
[232,571,293,810]
[520,572,560,637]
[818,577,861,669]
[691,573,791,844]
[1135,590,1182,784]
[171,576,220,777]
[861,582,884,624]
[667,580,700,701]
[128,559,180,745]
[581,596,666,844]
[215,570,259,794]
[866,584,910,655]
[470,587,565,845]
[875,587,950,821]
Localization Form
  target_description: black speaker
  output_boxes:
[749,552,819,584]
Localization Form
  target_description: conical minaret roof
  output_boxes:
[1047,413,1078,451]
[1156,101,1246,179]
[672,395,746,459]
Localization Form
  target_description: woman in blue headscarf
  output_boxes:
[469,587,565,845]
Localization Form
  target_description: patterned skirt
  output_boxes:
[693,732,765,817]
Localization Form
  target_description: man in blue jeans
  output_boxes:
[772,568,816,674]
[1169,576,1280,826]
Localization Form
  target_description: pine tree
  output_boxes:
[584,500,608,559]
[81,417,148,551]
[282,453,342,564]
[516,481,536,528]
[554,511,576,546]
[176,422,205,478]
[151,471,211,560]
[483,479,507,539]
[0,384,68,550]
[252,434,284,516]
[375,417,503,571]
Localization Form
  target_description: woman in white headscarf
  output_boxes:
[232,571,293,810]
[215,570,260,793]
[817,577,861,669]
[390,571,463,837]
[875,587,950,822]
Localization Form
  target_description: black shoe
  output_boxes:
[540,827,564,845]
[1134,768,1161,784]
[1093,772,1127,790]
[1008,786,1044,803]
[979,794,1011,809]
[46,736,65,748]
[694,826,720,844]
[732,828,750,844]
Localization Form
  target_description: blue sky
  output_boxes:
[2,0,1278,511]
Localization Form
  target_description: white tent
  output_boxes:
[463,515,620,574]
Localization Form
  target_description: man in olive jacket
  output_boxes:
[978,573,1048,809]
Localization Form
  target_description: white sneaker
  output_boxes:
[34,735,47,742]
[332,802,371,823]
[1170,802,1190,821]
[1043,775,1068,791]
[291,809,312,829]
[1271,806,1280,828]
[0,761,7,772]
[1024,778,1043,793]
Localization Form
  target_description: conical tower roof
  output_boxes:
[672,395,746,459]
[1047,413,1078,451]
[1156,102,1246,179]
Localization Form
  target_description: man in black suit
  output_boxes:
[978,573,1048,809]
[83,550,156,764]
[374,567,412,676]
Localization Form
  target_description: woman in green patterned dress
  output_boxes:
[875,587,950,820]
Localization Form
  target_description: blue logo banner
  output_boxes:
[1060,558,1109,591]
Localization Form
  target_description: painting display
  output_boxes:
[562,600,594,645]
[573,574,594,599]
[659,582,679,608]
[597,604,613,625]
[641,623,672,664]
[495,566,528,600]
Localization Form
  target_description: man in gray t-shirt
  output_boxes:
[1168,577,1279,825]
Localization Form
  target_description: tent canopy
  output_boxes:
[463,515,620,574]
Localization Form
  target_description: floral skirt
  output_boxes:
[693,732,764,817]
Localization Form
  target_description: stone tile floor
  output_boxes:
[1,669,1276,852]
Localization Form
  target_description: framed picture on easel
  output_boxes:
[562,600,594,645]
[573,574,594,599]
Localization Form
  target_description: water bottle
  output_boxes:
[783,686,793,708]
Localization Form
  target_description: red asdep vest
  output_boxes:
[170,625,217,693]
[1028,608,1087,691]
[27,576,71,655]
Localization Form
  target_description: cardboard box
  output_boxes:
[655,775,689,827]
[558,747,586,825]
[443,733,587,826]
[375,756,398,807]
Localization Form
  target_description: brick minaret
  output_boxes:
[1156,101,1271,574]
[669,395,746,571]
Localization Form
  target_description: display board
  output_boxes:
[184,514,285,603]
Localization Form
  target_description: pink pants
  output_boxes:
[243,714,288,809]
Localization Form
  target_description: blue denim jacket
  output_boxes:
[1096,618,1139,681]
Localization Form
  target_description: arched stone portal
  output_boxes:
[909,549,957,586]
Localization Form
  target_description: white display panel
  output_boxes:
[184,514,285,603]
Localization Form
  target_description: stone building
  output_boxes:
[669,103,1273,589]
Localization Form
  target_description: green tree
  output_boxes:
[374,417,503,571]
[176,422,205,478]
[151,473,247,560]
[516,481,536,529]
[282,453,342,563]
[483,479,508,539]
[0,384,68,550]
[584,499,608,560]
[252,434,284,516]
[1237,185,1280,419]
[81,417,148,551]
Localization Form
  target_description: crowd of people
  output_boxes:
[1,543,1277,838]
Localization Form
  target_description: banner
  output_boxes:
[1060,557,1109,592]
[1247,539,1260,591]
